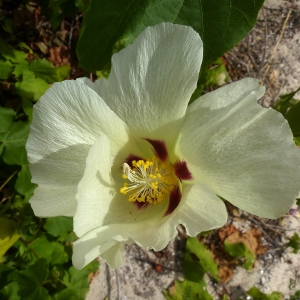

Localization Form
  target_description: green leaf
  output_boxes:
[2,146,36,196]
[44,216,73,239]
[39,0,81,30]
[173,0,263,68]
[15,71,49,101]
[77,0,263,72]
[2,145,28,165]
[0,265,16,289]
[185,237,219,281]
[224,241,255,270]
[29,235,56,261]
[30,235,69,265]
[190,58,229,103]
[22,98,34,120]
[29,235,69,265]
[287,233,300,254]
[53,261,99,300]
[294,137,300,146]
[13,60,30,77]
[18,258,51,300]
[0,37,27,64]
[1,280,20,300]
[14,166,36,197]
[246,287,282,300]
[0,121,30,155]
[51,243,69,265]
[29,58,70,83]
[165,279,213,300]
[18,42,34,54]
[273,87,300,116]
[286,100,300,137]
[290,290,300,300]
[0,218,20,262]
[0,59,13,79]
[1,18,14,34]
[69,260,99,283]
[0,107,15,133]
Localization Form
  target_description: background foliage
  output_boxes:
[0,0,299,299]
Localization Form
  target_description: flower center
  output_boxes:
[120,157,177,205]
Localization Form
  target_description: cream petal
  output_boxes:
[172,182,228,236]
[74,134,169,238]
[73,216,178,269]
[29,144,90,217]
[27,79,129,217]
[93,23,203,146]
[74,135,112,237]
[72,228,117,269]
[27,79,129,163]
[100,242,124,268]
[73,182,227,269]
[177,78,300,218]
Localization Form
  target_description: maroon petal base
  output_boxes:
[174,160,193,181]
[134,202,149,210]
[145,139,168,161]
[124,154,145,167]
[164,187,181,216]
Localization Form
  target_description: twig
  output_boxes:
[261,9,292,84]
[228,51,251,76]
[70,71,85,79]
[5,22,50,43]
[115,269,120,300]
[249,217,279,248]
[257,9,268,77]
[177,225,188,239]
[0,170,18,192]
[246,35,258,71]
[27,219,45,243]
[68,20,74,49]
[265,246,285,254]
[271,81,287,105]
[134,257,182,272]
[221,282,233,300]
[261,221,296,232]
[20,238,40,260]
[105,262,112,299]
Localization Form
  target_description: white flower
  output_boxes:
[26,23,300,269]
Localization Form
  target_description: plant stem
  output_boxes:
[0,170,18,191]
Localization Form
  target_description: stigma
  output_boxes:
[120,157,177,205]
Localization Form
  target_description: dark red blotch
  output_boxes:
[145,139,168,161]
[124,154,145,167]
[174,160,193,181]
[164,186,181,216]
[134,202,149,210]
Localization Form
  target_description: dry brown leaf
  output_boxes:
[218,265,233,283]
[35,42,48,54]
[218,224,239,241]
[49,45,69,66]
[88,270,99,284]
[225,227,267,256]
[208,225,267,283]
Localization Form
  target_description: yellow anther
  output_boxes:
[120,156,177,205]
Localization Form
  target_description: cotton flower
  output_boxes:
[26,23,300,269]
